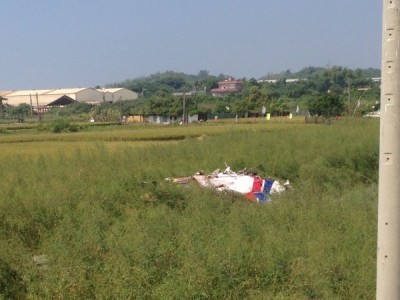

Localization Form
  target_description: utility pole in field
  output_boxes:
[377,0,400,298]
[29,94,33,117]
[36,93,40,121]
[182,92,186,124]
[347,78,351,114]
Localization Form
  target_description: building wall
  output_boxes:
[103,92,113,102]
[74,89,103,103]
[1,87,135,106]
[5,95,32,106]
[3,90,52,106]
[219,82,242,90]
[98,88,138,102]
[112,89,138,102]
[126,115,147,123]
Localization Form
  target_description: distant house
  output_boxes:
[210,79,244,97]
[257,78,302,84]
[172,91,197,97]
[142,113,206,124]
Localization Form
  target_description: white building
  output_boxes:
[98,88,138,102]
[44,88,103,104]
[0,89,81,113]
[0,88,103,106]
[0,87,138,108]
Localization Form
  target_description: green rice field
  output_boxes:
[0,118,379,299]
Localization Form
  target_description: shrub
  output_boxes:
[309,93,345,117]
[0,259,27,299]
[52,119,79,133]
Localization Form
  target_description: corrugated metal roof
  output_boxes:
[0,91,13,96]
[4,89,53,96]
[4,94,78,106]
[45,88,90,95]
[36,94,75,105]
[100,88,124,93]
[45,95,77,106]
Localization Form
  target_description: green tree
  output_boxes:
[232,99,250,117]
[269,100,290,116]
[148,95,169,115]
[309,93,345,117]
[212,101,228,114]
[7,104,31,122]
[0,259,26,299]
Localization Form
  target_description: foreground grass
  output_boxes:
[0,118,378,298]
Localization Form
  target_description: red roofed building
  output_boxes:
[210,78,244,97]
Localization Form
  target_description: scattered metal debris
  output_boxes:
[166,165,291,203]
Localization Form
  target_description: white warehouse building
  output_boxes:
[44,88,103,104]
[1,89,56,106]
[0,87,138,107]
[98,88,139,102]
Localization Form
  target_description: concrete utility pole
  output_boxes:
[36,93,40,121]
[182,92,186,124]
[347,78,351,114]
[29,94,33,117]
[377,0,400,298]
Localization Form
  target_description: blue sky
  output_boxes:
[1,0,381,90]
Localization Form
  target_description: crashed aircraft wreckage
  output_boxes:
[165,165,291,203]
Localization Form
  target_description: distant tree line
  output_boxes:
[1,66,381,122]
[106,66,380,118]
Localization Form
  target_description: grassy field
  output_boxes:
[0,118,379,299]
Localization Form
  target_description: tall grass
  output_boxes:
[0,118,379,298]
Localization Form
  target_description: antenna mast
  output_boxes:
[377,0,400,298]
